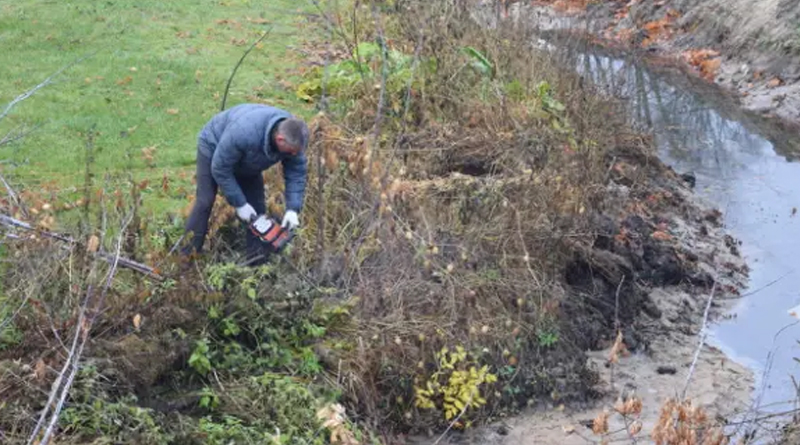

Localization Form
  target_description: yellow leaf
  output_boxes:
[87,235,100,253]
[34,359,47,381]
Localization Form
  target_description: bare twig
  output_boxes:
[36,216,128,445]
[610,275,625,390]
[432,390,476,445]
[25,284,94,445]
[0,123,42,147]
[0,171,29,219]
[0,53,94,122]
[681,280,717,399]
[368,1,389,164]
[738,270,795,298]
[0,213,163,280]
[220,27,274,111]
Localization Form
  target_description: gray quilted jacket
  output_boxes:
[198,103,308,212]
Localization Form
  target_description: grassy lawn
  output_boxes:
[0,0,317,218]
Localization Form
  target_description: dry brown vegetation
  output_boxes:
[0,0,756,443]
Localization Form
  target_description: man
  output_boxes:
[183,103,309,262]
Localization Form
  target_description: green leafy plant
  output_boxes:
[537,330,559,348]
[198,386,220,410]
[414,346,498,423]
[461,46,494,77]
[189,338,213,376]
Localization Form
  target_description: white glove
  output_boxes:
[235,204,257,222]
[281,210,299,230]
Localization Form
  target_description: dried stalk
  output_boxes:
[0,171,29,219]
[34,216,129,445]
[0,213,163,280]
[681,280,717,399]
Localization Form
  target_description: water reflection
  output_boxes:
[556,40,800,417]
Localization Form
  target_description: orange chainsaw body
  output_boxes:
[248,216,294,252]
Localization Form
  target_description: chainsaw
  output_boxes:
[248,215,295,253]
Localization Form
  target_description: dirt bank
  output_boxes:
[500,0,800,128]
[404,136,756,444]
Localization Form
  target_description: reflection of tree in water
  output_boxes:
[548,43,800,205]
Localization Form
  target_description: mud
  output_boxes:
[500,0,800,127]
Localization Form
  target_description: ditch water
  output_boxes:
[556,38,800,423]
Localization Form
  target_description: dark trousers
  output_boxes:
[183,151,267,261]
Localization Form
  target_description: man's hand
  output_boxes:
[281,210,299,230]
[236,204,257,222]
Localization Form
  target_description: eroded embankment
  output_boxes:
[498,0,800,131]
[410,127,756,445]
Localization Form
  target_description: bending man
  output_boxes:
[183,103,309,262]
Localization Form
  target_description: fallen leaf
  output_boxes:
[34,359,47,381]
[129,66,138,72]
[592,410,610,435]
[116,76,133,86]
[767,77,783,88]
[87,235,100,253]
[166,108,179,115]
[699,58,721,80]
[133,314,142,329]
[562,425,576,435]
[652,230,672,241]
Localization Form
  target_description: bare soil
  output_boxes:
[403,148,757,444]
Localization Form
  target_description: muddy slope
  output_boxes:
[407,132,756,445]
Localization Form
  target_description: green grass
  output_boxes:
[0,0,318,217]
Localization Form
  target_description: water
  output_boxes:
[563,41,800,419]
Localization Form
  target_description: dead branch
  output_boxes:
[0,213,163,281]
[681,280,717,399]
[0,123,42,148]
[0,171,29,219]
[33,215,129,445]
[0,53,94,122]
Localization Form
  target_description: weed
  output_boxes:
[59,365,172,444]
[188,338,212,376]
[414,346,498,425]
